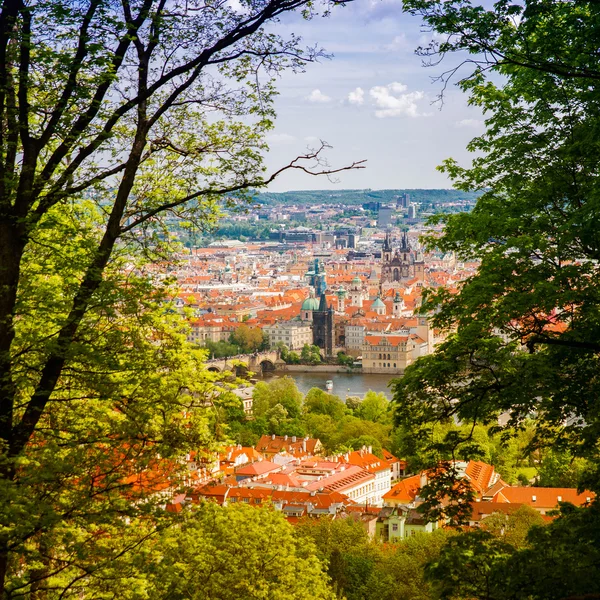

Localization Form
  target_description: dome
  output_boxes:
[371,296,386,309]
[352,276,361,284]
[301,297,320,311]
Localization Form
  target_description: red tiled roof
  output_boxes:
[493,487,594,508]
[383,475,421,503]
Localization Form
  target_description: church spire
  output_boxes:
[401,230,410,251]
[383,231,392,252]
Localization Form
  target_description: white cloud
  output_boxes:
[348,87,365,105]
[306,89,332,103]
[385,34,409,51]
[265,133,297,145]
[456,118,484,128]
[369,82,427,118]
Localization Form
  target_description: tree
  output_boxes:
[134,503,335,599]
[252,376,303,419]
[304,388,347,420]
[425,530,515,600]
[301,344,323,365]
[536,448,590,489]
[356,391,391,424]
[403,0,600,93]
[393,0,600,519]
[0,0,362,592]
[230,324,265,353]
[365,531,453,600]
[425,503,600,600]
[479,505,545,550]
[329,416,392,456]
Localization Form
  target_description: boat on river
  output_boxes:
[325,379,333,391]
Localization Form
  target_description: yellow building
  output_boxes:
[361,334,425,373]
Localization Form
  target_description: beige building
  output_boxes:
[362,334,426,373]
[188,317,235,344]
[264,321,313,350]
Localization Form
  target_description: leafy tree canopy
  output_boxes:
[0,0,359,593]
[393,0,600,521]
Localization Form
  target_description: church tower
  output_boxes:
[312,293,334,356]
[393,291,404,316]
[382,231,393,263]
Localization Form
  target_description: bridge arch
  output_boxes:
[259,359,276,373]
[207,366,221,373]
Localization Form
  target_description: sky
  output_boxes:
[259,0,487,191]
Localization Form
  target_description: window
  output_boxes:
[392,524,398,532]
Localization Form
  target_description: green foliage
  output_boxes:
[327,415,392,456]
[301,344,323,365]
[252,377,303,420]
[479,505,545,550]
[356,391,392,424]
[337,352,355,367]
[304,388,348,420]
[230,324,267,353]
[133,503,335,599]
[426,529,515,600]
[296,518,453,600]
[258,189,481,208]
[537,448,590,488]
[0,0,348,592]
[204,339,243,358]
[347,436,383,458]
[392,0,600,522]
[426,503,600,600]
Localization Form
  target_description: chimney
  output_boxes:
[532,495,537,502]
[284,435,288,441]
[557,495,562,502]
[271,434,275,440]
[368,446,372,455]
[420,471,428,488]
[292,436,296,443]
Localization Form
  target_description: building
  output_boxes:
[345,322,366,352]
[362,334,425,373]
[380,232,425,285]
[255,435,322,458]
[187,316,236,344]
[383,474,421,506]
[491,486,594,515]
[264,321,313,350]
[305,258,327,296]
[376,506,438,541]
[312,293,335,356]
[231,387,254,415]
[377,206,394,228]
[341,447,393,506]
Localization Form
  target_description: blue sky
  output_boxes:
[261,0,486,191]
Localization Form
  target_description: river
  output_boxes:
[262,371,398,399]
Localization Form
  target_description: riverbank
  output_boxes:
[276,364,358,374]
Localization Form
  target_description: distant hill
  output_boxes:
[257,188,482,207]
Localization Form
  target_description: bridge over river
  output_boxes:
[204,350,281,375]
